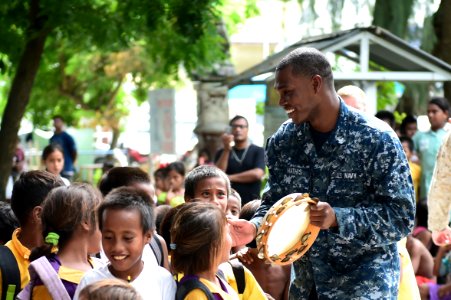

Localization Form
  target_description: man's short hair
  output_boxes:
[276,47,334,88]
[11,170,65,225]
[229,115,248,127]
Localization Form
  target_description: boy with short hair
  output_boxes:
[98,166,169,270]
[74,187,176,300]
[0,171,64,299]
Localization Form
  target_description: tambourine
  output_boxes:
[256,193,320,265]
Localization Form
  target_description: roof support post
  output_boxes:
[360,33,369,73]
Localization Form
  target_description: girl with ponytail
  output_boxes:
[19,183,103,299]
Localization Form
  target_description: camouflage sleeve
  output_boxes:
[428,132,451,232]
[334,132,415,247]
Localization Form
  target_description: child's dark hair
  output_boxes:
[429,97,450,113]
[155,205,171,235]
[400,115,417,136]
[11,170,65,226]
[166,161,185,177]
[375,110,395,128]
[170,202,227,275]
[30,183,102,261]
[239,199,261,221]
[230,188,242,205]
[98,186,155,233]
[400,136,414,152]
[98,167,151,196]
[42,144,64,161]
[184,165,231,200]
[153,167,168,180]
[0,202,19,244]
[159,204,185,248]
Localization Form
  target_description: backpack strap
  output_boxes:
[17,257,71,300]
[148,236,163,267]
[0,246,21,300]
[176,275,215,300]
[228,260,245,294]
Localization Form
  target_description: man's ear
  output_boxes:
[311,75,323,94]
[32,206,43,225]
[184,195,192,203]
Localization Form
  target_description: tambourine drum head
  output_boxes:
[267,201,310,257]
[256,193,320,265]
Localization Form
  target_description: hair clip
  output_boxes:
[170,243,177,250]
[45,232,60,246]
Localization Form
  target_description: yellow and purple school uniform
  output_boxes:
[32,254,97,299]
[0,228,31,296]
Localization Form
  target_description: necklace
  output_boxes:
[231,145,250,165]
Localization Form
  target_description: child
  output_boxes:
[74,187,176,300]
[400,136,421,202]
[154,167,169,205]
[18,183,103,299]
[184,165,267,299]
[98,167,169,270]
[0,171,64,299]
[0,202,19,245]
[227,189,242,219]
[163,161,185,207]
[184,165,230,212]
[235,200,291,300]
[78,278,142,300]
[42,144,70,186]
[171,202,238,300]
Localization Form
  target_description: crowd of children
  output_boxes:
[1,163,287,300]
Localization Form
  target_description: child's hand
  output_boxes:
[233,247,254,265]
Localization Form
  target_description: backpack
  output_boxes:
[228,260,245,295]
[16,256,70,300]
[175,275,215,300]
[0,246,21,300]
[149,235,164,267]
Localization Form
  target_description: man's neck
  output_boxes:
[234,140,248,150]
[18,225,43,250]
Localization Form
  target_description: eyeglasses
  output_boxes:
[230,124,248,129]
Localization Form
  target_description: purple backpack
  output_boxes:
[16,256,70,300]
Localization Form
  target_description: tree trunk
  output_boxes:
[372,0,415,38]
[432,0,451,103]
[0,0,49,202]
[110,126,120,150]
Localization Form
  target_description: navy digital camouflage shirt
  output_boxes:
[251,102,415,299]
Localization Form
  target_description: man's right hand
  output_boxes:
[222,133,234,150]
[228,218,257,247]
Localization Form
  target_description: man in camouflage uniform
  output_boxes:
[231,47,415,299]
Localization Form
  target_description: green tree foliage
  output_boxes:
[0,0,238,201]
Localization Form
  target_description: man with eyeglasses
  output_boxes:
[215,115,265,205]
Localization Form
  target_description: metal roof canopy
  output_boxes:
[227,26,451,88]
